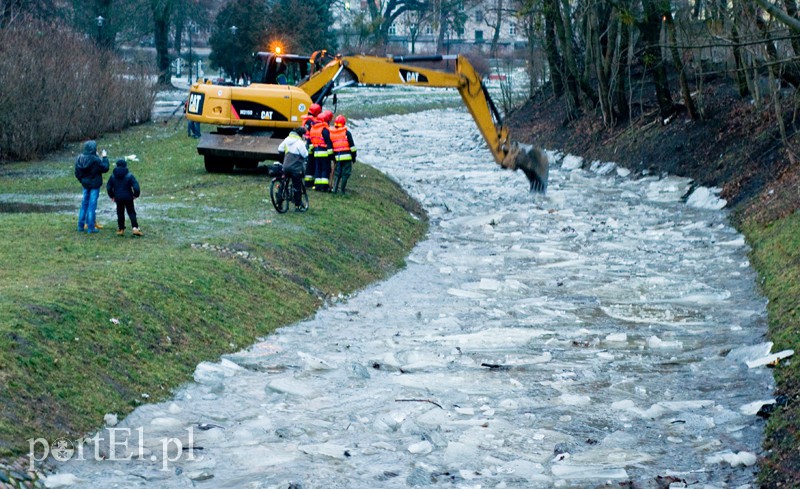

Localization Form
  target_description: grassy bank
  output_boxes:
[743,213,800,486]
[0,122,427,455]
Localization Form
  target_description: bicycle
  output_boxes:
[269,163,308,213]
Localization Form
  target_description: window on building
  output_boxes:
[510,24,516,36]
[475,10,483,22]
[475,30,484,43]
[424,25,433,35]
[388,23,397,35]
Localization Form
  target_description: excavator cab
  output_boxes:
[250,53,312,86]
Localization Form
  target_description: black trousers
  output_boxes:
[116,199,139,229]
[305,153,316,187]
[286,169,304,205]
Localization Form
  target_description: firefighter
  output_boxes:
[330,115,357,194]
[309,110,334,192]
[302,103,321,187]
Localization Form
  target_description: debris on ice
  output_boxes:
[746,349,794,368]
[740,399,775,416]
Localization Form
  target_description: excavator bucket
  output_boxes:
[504,144,549,193]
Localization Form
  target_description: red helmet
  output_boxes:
[334,115,346,127]
[320,110,333,123]
[308,103,321,116]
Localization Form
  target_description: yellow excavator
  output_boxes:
[185,50,548,192]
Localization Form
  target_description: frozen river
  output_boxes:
[48,110,774,488]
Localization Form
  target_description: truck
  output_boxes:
[185,50,548,192]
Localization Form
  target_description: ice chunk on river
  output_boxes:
[687,186,727,210]
[551,464,629,479]
[299,443,349,459]
[561,154,584,170]
[266,378,318,398]
[193,358,242,385]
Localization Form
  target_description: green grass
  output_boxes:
[743,212,800,486]
[0,121,427,455]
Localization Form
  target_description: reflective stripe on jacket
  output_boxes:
[329,127,350,154]
[329,126,356,162]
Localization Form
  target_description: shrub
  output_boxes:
[0,18,155,162]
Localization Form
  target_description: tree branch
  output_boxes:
[755,0,800,32]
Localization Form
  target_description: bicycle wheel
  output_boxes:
[270,178,289,213]
[297,183,309,212]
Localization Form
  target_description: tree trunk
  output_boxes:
[639,0,674,118]
[560,0,598,107]
[152,0,173,86]
[542,0,565,97]
[665,12,698,119]
[174,18,184,57]
[490,0,503,57]
[730,22,750,97]
[95,0,113,49]
[590,6,612,126]
[612,14,631,121]
[547,0,579,107]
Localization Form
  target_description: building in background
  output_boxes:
[332,1,527,57]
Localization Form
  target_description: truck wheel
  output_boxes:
[204,155,234,173]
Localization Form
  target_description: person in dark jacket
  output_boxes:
[106,159,143,236]
[277,127,309,211]
[74,140,110,233]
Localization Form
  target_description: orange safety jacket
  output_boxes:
[309,121,331,158]
[301,115,316,131]
[329,126,356,162]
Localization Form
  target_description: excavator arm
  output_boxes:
[302,54,548,192]
[185,50,548,190]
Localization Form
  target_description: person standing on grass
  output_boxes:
[185,98,201,138]
[302,103,321,188]
[330,115,357,194]
[75,140,109,233]
[106,159,143,236]
[310,110,334,192]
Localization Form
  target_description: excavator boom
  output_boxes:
[303,54,548,192]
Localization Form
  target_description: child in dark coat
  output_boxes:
[106,159,143,236]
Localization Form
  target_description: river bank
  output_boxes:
[509,81,800,487]
[0,118,427,485]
